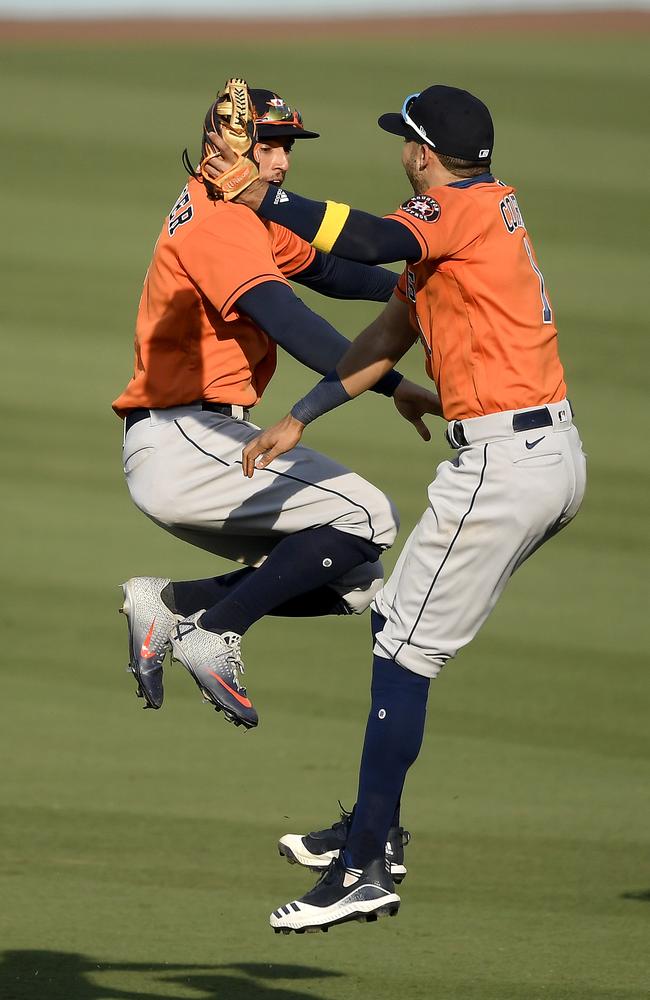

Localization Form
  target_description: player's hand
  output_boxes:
[204,130,238,171]
[392,378,442,441]
[204,130,268,208]
[242,414,305,477]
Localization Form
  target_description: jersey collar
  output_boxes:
[448,172,495,188]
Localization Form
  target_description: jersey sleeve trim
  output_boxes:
[221,273,289,320]
[281,244,317,277]
[385,213,428,262]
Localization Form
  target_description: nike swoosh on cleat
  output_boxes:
[140,619,158,658]
[207,670,253,708]
[525,436,545,450]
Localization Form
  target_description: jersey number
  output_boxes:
[523,236,553,325]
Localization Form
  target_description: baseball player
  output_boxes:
[204,84,587,932]
[114,80,438,737]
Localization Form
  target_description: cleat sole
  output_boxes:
[176,660,257,730]
[270,899,400,934]
[277,840,334,872]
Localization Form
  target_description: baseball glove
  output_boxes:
[199,78,259,201]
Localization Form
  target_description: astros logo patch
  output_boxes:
[400,195,441,223]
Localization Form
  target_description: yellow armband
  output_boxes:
[312,201,351,253]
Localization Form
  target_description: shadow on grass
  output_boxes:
[621,888,650,902]
[0,950,343,1000]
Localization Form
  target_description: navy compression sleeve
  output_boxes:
[291,370,352,426]
[258,187,421,265]
[236,281,403,396]
[292,250,398,302]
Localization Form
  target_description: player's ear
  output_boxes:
[252,143,262,164]
[421,144,435,169]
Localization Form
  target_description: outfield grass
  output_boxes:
[1,29,649,1000]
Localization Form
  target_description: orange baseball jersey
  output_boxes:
[390,178,567,421]
[113,177,315,416]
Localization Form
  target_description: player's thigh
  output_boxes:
[124,409,397,549]
[376,437,576,675]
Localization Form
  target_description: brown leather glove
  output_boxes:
[199,78,259,201]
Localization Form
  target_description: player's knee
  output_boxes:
[367,489,399,549]
[335,477,399,550]
[329,560,385,615]
[375,633,454,680]
[395,647,452,679]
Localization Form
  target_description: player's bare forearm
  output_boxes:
[336,297,418,398]
[241,298,440,474]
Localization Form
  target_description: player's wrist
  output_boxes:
[291,371,352,426]
[285,412,306,430]
[372,369,404,398]
[238,178,268,210]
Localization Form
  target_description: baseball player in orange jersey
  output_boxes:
[205,84,587,931]
[114,84,438,761]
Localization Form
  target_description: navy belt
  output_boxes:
[447,405,554,449]
[125,403,250,433]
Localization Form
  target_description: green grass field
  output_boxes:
[1,26,649,1000]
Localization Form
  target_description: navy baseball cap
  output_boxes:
[378,85,494,164]
[251,88,319,140]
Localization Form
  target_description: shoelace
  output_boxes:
[332,800,353,832]
[219,631,247,690]
[314,858,344,888]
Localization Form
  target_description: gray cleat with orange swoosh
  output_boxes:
[120,576,180,710]
[170,612,258,729]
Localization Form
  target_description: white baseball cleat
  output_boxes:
[270,856,400,934]
[120,577,180,710]
[278,805,410,883]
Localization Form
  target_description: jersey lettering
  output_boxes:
[168,185,194,237]
[406,268,416,304]
[523,237,553,324]
[499,193,552,324]
[499,193,524,234]
[415,313,431,358]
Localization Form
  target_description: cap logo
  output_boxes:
[479,149,490,159]
[400,195,441,223]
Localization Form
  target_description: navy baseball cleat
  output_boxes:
[278,804,410,883]
[270,856,400,934]
[120,576,180,710]
[170,612,258,729]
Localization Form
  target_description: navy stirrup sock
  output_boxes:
[166,569,254,617]
[168,569,351,619]
[343,653,430,870]
[367,611,402,827]
[199,526,380,636]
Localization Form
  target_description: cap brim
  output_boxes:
[377,113,411,138]
[256,126,320,140]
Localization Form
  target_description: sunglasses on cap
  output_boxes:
[401,92,436,149]
[255,98,304,129]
